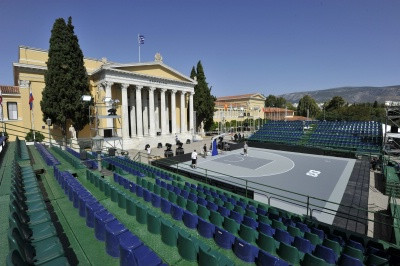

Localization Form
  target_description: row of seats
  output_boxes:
[15,137,30,161]
[66,147,98,170]
[52,166,165,265]
[35,143,60,166]
[7,161,68,265]
[51,146,85,169]
[109,170,293,264]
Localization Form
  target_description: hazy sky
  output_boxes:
[0,0,399,96]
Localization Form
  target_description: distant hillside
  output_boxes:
[279,85,400,104]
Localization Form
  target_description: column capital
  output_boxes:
[160,88,167,93]
[120,83,129,90]
[136,85,143,91]
[102,81,114,88]
[170,89,177,94]
[190,91,195,96]
[148,86,156,92]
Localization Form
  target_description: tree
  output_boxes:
[265,95,277,107]
[41,17,91,145]
[275,97,287,108]
[326,96,346,111]
[191,61,216,131]
[297,95,320,118]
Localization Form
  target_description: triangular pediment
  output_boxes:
[250,93,266,100]
[108,62,194,83]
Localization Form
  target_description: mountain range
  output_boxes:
[279,85,400,104]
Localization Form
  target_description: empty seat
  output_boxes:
[287,225,304,238]
[305,231,322,246]
[243,215,259,229]
[94,210,115,241]
[338,253,363,266]
[274,228,294,245]
[233,238,259,262]
[209,210,224,227]
[214,227,235,249]
[239,223,259,244]
[105,220,128,257]
[151,193,161,208]
[160,220,177,246]
[171,204,184,221]
[347,239,365,253]
[314,244,337,264]
[277,242,301,265]
[256,232,278,254]
[197,218,215,239]
[223,216,240,235]
[257,249,289,266]
[160,198,171,214]
[296,222,310,233]
[293,236,315,254]
[302,252,330,266]
[147,211,161,234]
[323,238,342,257]
[198,244,233,266]
[342,245,364,261]
[182,210,198,229]
[177,231,199,262]
[272,219,287,231]
[258,222,275,237]
[119,232,144,266]
[311,227,325,240]
[135,204,148,224]
[197,204,210,220]
[365,254,389,266]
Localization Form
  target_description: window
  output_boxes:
[7,102,18,120]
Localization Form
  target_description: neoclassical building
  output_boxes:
[8,46,196,150]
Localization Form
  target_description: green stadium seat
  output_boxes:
[177,231,199,261]
[287,225,304,238]
[168,191,177,204]
[305,231,322,246]
[258,214,272,225]
[147,210,161,234]
[272,219,287,231]
[125,197,137,216]
[323,238,342,257]
[177,195,187,208]
[343,245,364,262]
[198,244,233,266]
[302,252,330,266]
[135,203,148,225]
[239,223,259,243]
[209,210,224,227]
[277,242,301,265]
[223,216,240,235]
[365,254,389,266]
[186,200,198,214]
[117,190,127,209]
[161,219,177,246]
[197,204,210,220]
[256,232,278,254]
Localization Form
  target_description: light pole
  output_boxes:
[92,135,104,172]
[46,117,52,146]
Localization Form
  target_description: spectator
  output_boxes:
[191,150,198,168]
[243,141,248,156]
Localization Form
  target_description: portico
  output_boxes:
[91,55,196,149]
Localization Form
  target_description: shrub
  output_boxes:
[25,130,45,142]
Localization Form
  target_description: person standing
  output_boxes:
[243,141,248,156]
[203,144,207,158]
[191,150,198,168]
[147,145,151,156]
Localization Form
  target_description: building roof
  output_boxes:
[0,85,20,95]
[216,93,265,101]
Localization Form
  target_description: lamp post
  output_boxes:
[92,135,104,172]
[46,117,52,146]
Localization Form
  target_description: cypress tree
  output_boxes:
[41,17,90,143]
[191,61,216,131]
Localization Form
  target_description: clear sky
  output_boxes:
[0,0,399,97]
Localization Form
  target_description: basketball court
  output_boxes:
[173,147,355,224]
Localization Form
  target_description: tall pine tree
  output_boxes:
[191,61,215,131]
[41,17,90,143]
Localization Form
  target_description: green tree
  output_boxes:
[265,95,277,107]
[41,17,91,145]
[297,95,320,118]
[326,96,346,111]
[275,97,287,108]
[191,61,216,131]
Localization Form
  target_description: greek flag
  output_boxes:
[138,35,145,45]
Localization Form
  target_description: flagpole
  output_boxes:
[138,34,141,63]
[29,86,35,141]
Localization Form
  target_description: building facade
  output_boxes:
[6,46,196,150]
[214,93,266,124]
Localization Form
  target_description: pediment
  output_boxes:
[109,62,194,83]
[250,93,266,100]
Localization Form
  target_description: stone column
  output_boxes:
[189,92,194,134]
[129,88,136,136]
[180,91,186,133]
[154,92,160,133]
[121,83,129,139]
[104,81,114,130]
[166,92,170,133]
[135,86,143,137]
[148,87,156,136]
[160,88,167,135]
[170,90,177,135]
[142,90,149,135]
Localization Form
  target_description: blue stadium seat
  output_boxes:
[256,249,289,266]
[171,204,184,221]
[273,228,294,245]
[258,222,275,237]
[314,244,337,264]
[233,238,259,262]
[338,253,363,266]
[183,210,198,229]
[214,227,235,249]
[160,198,171,214]
[197,218,215,239]
[293,236,315,254]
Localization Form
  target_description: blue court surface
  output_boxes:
[176,147,355,224]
